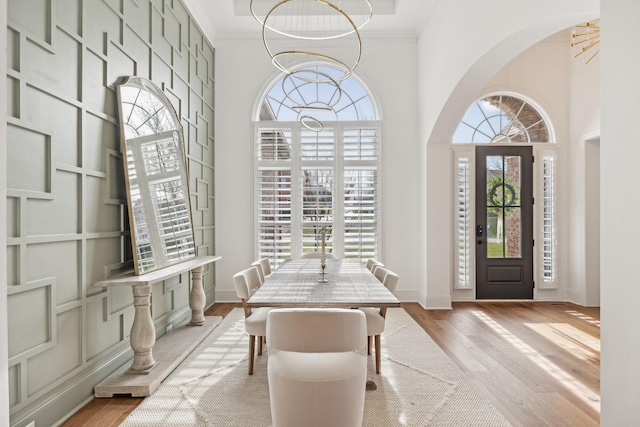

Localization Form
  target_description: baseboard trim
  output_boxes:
[425,293,452,309]
[13,344,134,427]
[13,307,199,427]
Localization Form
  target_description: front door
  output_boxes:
[475,146,534,299]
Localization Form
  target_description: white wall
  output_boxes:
[584,136,600,307]
[601,1,640,423]
[214,35,421,302]
[567,42,601,306]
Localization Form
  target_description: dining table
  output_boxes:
[246,257,400,389]
[246,257,400,309]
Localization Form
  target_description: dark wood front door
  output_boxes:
[475,146,534,299]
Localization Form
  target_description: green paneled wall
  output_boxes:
[5,0,215,425]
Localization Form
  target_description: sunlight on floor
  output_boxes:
[472,311,600,413]
[565,310,601,327]
[524,322,600,361]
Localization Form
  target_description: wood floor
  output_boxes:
[61,301,600,426]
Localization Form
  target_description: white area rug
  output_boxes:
[120,308,511,426]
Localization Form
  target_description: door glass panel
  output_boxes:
[486,155,523,259]
[487,210,503,258]
[505,207,522,258]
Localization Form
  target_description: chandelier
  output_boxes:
[251,0,372,130]
[571,19,600,64]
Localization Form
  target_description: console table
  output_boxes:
[94,255,221,397]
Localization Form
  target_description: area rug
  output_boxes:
[120,308,511,426]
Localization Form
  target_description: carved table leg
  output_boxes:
[126,284,156,374]
[188,266,205,325]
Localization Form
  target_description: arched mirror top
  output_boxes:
[119,77,181,139]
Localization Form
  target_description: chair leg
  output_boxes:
[375,334,381,374]
[367,335,372,355]
[248,335,255,375]
[258,335,263,355]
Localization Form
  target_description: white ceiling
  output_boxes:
[182,0,441,42]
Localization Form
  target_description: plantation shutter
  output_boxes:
[255,122,381,266]
[454,153,472,289]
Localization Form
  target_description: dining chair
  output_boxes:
[359,267,399,374]
[365,258,383,273]
[251,260,266,286]
[373,264,387,282]
[299,251,338,259]
[256,257,272,277]
[232,266,270,375]
[266,308,368,427]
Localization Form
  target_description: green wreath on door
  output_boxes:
[487,176,518,213]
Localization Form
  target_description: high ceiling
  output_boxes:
[182,0,441,42]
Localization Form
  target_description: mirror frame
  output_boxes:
[116,76,197,275]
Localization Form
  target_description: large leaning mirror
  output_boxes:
[116,76,196,274]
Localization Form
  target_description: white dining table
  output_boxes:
[247,258,400,308]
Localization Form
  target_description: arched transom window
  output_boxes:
[254,64,381,268]
[453,94,551,144]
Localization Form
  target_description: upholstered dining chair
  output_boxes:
[251,257,272,285]
[370,261,385,277]
[373,264,387,282]
[299,251,338,259]
[359,267,399,374]
[366,258,383,274]
[232,266,270,375]
[266,308,368,427]
[258,257,272,276]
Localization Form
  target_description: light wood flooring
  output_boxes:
[62,301,600,426]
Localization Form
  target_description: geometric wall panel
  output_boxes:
[6,245,19,287]
[7,75,18,118]
[84,175,122,233]
[196,112,209,147]
[106,149,127,204]
[24,88,80,167]
[23,30,81,100]
[27,307,82,396]
[26,171,80,235]
[9,0,52,45]
[7,278,56,359]
[84,114,120,172]
[196,178,209,211]
[6,0,215,422]
[6,196,18,238]
[54,0,81,35]
[106,285,134,316]
[197,47,209,84]
[24,243,78,297]
[85,298,122,361]
[6,122,52,196]
[9,365,18,406]
[83,49,110,116]
[86,237,125,292]
[162,7,181,53]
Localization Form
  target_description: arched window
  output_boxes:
[451,93,557,293]
[254,64,381,268]
[453,94,551,143]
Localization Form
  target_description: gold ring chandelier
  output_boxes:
[251,0,372,131]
